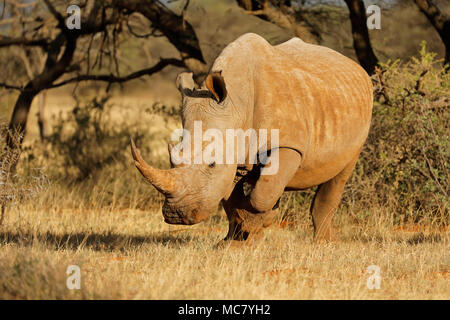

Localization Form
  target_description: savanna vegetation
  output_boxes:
[0,0,448,299]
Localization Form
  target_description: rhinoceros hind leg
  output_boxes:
[310,154,360,241]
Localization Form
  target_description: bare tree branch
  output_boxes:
[112,0,206,64]
[50,58,184,89]
[0,82,22,91]
[236,0,321,44]
[0,36,49,48]
[1,0,210,155]
[42,0,65,28]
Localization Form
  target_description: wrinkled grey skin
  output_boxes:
[132,71,242,225]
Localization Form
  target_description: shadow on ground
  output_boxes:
[0,230,206,251]
[1,227,444,252]
[345,233,443,245]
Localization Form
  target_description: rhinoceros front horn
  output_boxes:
[130,139,180,196]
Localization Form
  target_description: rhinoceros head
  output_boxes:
[131,71,239,225]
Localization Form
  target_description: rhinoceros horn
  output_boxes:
[130,139,182,196]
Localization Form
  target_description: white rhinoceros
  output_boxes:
[131,33,373,243]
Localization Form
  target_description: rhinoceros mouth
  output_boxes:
[162,204,209,225]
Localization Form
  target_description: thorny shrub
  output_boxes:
[346,42,449,224]
[0,125,47,225]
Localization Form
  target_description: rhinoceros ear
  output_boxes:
[176,72,195,94]
[205,71,227,103]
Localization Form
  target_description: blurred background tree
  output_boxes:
[0,0,449,156]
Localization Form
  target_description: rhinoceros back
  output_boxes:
[211,33,373,185]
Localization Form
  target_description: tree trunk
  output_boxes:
[7,87,39,148]
[414,0,450,67]
[344,0,378,75]
[0,205,5,226]
[37,91,49,142]
[7,34,77,149]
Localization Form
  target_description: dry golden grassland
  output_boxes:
[0,92,448,300]
[0,192,448,300]
[1,48,449,299]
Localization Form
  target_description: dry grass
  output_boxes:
[0,51,448,299]
[0,187,448,299]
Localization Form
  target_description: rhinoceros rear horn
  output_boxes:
[205,71,227,103]
[130,139,180,196]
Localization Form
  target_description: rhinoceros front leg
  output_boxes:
[221,185,279,243]
[248,148,302,213]
[220,148,301,244]
[310,153,360,241]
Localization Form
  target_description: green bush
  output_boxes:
[347,42,449,223]
[46,96,146,180]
